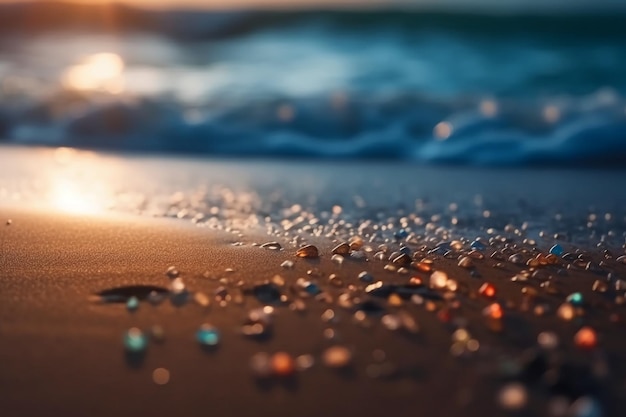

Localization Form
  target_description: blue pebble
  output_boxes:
[358,272,374,283]
[304,282,321,295]
[196,324,220,346]
[394,229,408,239]
[550,244,564,256]
[470,240,486,251]
[399,246,411,255]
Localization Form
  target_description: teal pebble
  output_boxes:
[124,328,148,352]
[196,324,220,346]
[566,292,584,306]
[127,296,139,311]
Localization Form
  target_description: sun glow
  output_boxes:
[50,178,105,215]
[62,52,125,93]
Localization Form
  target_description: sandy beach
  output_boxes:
[2,146,626,416]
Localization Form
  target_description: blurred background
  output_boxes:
[1,0,626,166]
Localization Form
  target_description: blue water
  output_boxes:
[1,3,626,166]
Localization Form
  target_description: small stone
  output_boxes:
[332,243,350,255]
[508,254,525,265]
[381,314,401,330]
[281,260,295,269]
[470,240,486,251]
[549,244,564,256]
[260,241,282,250]
[331,254,344,266]
[430,270,448,289]
[458,256,474,269]
[592,280,608,293]
[193,292,211,308]
[250,352,272,378]
[271,352,295,376]
[196,324,220,346]
[322,345,352,368]
[568,396,603,417]
[349,236,364,250]
[152,368,171,385]
[392,253,411,266]
[388,293,403,307]
[557,303,575,321]
[169,278,186,294]
[295,354,315,371]
[126,296,139,311]
[478,282,496,298]
[413,260,433,272]
[350,250,367,261]
[150,325,165,343]
[537,331,558,350]
[296,245,319,258]
[124,327,147,352]
[251,282,282,304]
[165,266,179,278]
[566,292,584,306]
[574,327,597,350]
[498,382,527,411]
[358,271,374,283]
[6,219,12,226]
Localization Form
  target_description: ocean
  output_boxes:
[1,2,626,166]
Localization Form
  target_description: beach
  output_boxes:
[1,146,626,416]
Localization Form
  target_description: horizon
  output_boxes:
[1,0,626,13]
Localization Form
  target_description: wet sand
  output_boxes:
[1,146,626,416]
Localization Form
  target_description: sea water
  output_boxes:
[0,2,625,166]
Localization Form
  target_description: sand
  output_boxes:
[1,146,626,417]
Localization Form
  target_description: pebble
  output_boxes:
[250,352,272,378]
[196,324,220,346]
[165,266,179,278]
[331,254,344,266]
[152,368,171,385]
[281,260,295,269]
[550,244,564,256]
[478,282,496,298]
[332,242,350,255]
[193,292,211,308]
[458,256,474,268]
[574,327,598,350]
[322,345,352,368]
[295,354,315,371]
[566,292,584,306]
[126,296,139,311]
[296,245,319,258]
[271,352,295,376]
[124,327,148,352]
[430,270,448,289]
[260,241,282,250]
[498,382,528,410]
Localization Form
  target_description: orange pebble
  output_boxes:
[479,282,497,298]
[574,327,597,350]
[484,302,503,320]
[271,352,295,376]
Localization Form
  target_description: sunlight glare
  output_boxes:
[62,52,125,93]
[50,178,105,215]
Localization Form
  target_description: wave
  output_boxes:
[2,91,625,166]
